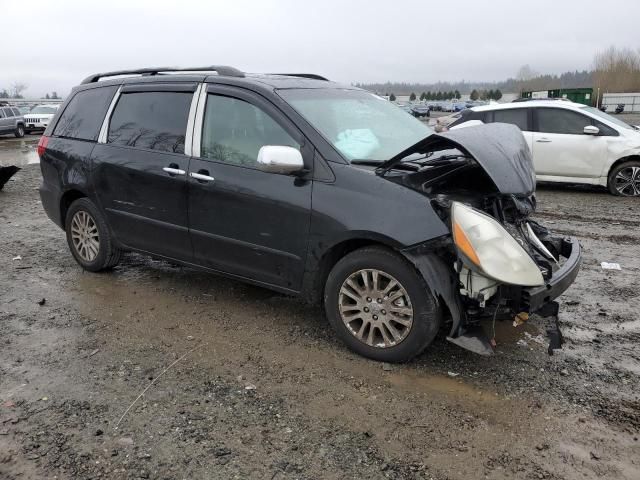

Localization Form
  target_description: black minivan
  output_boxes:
[39,66,581,362]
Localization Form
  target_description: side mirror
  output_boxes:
[583,125,599,135]
[257,146,305,175]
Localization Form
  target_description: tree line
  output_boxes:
[361,46,640,99]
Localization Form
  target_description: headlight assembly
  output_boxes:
[451,202,544,286]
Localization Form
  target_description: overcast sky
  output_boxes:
[3,0,639,97]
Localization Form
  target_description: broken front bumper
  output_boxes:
[521,237,581,313]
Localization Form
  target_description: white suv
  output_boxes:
[449,100,640,196]
[24,104,60,134]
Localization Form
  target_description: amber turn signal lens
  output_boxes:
[453,221,481,266]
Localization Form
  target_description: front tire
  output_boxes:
[608,160,640,196]
[65,198,122,271]
[324,246,441,363]
[14,125,25,138]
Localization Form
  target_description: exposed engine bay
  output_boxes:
[379,123,582,356]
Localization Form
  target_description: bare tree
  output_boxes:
[10,82,28,98]
[516,64,538,81]
[593,46,640,94]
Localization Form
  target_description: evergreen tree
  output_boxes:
[470,89,479,101]
[454,90,461,99]
[389,93,396,102]
[494,89,503,101]
[409,92,416,101]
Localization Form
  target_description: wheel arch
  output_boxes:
[301,236,401,304]
[607,154,640,178]
[60,188,88,226]
[606,154,640,195]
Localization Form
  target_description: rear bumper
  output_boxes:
[522,237,581,312]
[39,181,63,228]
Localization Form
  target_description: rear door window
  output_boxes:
[108,91,192,153]
[201,94,300,167]
[536,108,591,134]
[489,108,529,130]
[11,108,20,116]
[54,86,117,141]
[2,107,13,118]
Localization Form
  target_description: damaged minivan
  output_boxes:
[39,67,581,362]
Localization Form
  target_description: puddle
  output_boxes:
[387,369,502,404]
[0,137,40,166]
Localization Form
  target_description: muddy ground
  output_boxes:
[1,136,639,479]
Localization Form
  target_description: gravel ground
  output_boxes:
[0,137,639,479]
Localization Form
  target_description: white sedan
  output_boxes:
[449,100,640,196]
[24,104,60,134]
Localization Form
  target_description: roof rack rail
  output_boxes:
[271,73,329,81]
[81,66,245,84]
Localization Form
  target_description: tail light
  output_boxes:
[37,136,49,157]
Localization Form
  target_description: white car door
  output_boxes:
[532,107,607,178]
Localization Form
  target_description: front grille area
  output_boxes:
[26,118,40,123]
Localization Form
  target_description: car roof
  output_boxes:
[75,68,354,93]
[471,100,586,112]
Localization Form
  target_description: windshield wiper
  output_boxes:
[375,154,470,176]
[350,159,384,166]
[415,154,471,168]
[352,159,421,171]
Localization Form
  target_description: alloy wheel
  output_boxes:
[70,210,100,262]
[338,269,413,348]
[614,166,640,196]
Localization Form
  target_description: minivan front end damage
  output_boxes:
[384,123,582,355]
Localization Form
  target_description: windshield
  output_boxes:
[31,106,58,114]
[581,106,634,130]
[278,89,432,162]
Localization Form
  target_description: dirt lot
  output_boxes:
[1,135,639,479]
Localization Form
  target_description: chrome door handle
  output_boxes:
[163,167,186,175]
[536,138,552,143]
[190,172,215,182]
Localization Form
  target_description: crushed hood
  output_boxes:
[377,123,536,195]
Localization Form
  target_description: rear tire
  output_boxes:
[324,246,441,363]
[14,125,25,138]
[65,198,122,271]
[607,160,640,196]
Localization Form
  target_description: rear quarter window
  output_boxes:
[489,108,529,131]
[54,86,118,141]
[11,108,21,116]
[107,91,192,154]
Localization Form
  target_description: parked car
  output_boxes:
[433,111,465,132]
[449,100,640,196]
[396,103,413,114]
[24,104,60,134]
[0,106,26,137]
[38,66,580,362]
[410,104,430,118]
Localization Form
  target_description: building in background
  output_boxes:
[521,88,594,106]
[601,92,640,113]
